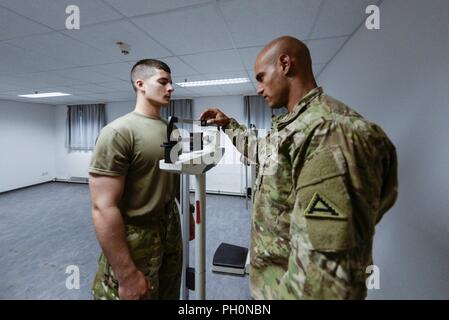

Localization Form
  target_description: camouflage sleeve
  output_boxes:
[277,120,398,299]
[376,135,398,223]
[223,118,259,165]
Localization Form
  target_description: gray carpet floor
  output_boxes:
[0,182,252,300]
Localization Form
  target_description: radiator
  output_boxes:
[68,176,88,183]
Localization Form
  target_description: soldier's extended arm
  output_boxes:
[200,107,259,164]
[277,121,398,299]
[89,173,150,300]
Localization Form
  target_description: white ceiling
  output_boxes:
[0,0,379,105]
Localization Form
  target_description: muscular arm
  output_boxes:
[89,173,149,299]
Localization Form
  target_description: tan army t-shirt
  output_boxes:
[89,111,179,218]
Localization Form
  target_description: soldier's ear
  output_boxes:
[135,79,145,93]
[279,54,292,76]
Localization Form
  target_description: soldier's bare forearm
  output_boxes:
[92,206,137,282]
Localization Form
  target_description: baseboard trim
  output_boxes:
[199,190,245,197]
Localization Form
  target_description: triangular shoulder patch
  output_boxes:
[304,192,347,220]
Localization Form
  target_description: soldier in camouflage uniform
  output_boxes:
[200,36,398,299]
[89,59,189,300]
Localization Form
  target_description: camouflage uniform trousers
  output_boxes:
[92,199,182,300]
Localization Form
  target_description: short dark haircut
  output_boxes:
[130,59,171,92]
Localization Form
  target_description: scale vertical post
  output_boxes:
[160,119,224,300]
[180,174,190,300]
[194,174,206,300]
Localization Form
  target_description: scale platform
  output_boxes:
[212,243,248,276]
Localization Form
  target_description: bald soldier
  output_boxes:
[200,36,398,299]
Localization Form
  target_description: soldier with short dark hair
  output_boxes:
[89,59,191,300]
[201,36,398,299]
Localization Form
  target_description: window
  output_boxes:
[66,104,106,151]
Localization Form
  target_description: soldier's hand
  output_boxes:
[200,108,230,127]
[118,269,152,300]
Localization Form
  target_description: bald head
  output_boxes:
[256,36,314,78]
[254,36,317,111]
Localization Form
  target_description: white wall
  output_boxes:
[317,0,449,299]
[0,100,55,193]
[193,95,247,194]
[54,97,247,194]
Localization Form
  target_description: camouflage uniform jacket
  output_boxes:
[224,87,398,299]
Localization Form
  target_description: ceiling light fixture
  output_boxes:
[176,78,250,87]
[18,92,72,98]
